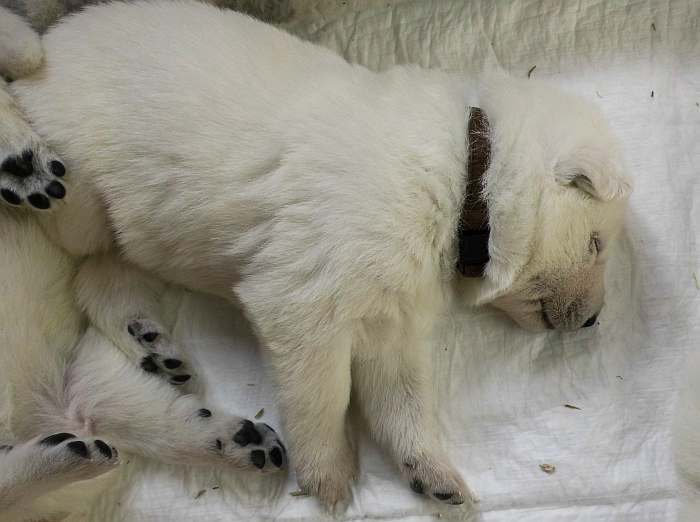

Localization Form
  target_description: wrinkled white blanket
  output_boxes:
[89,0,700,520]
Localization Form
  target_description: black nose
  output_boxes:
[582,314,598,328]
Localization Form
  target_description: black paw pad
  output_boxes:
[233,420,262,446]
[142,331,159,343]
[94,439,113,459]
[170,374,191,385]
[28,193,50,209]
[270,447,283,468]
[140,355,159,374]
[163,358,182,369]
[197,408,212,418]
[40,433,76,446]
[1,151,33,178]
[45,181,66,199]
[66,440,89,459]
[250,449,265,469]
[50,160,65,177]
[410,479,425,495]
[1,189,21,205]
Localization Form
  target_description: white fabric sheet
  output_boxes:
[90,0,700,520]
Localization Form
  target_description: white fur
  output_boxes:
[2,0,631,509]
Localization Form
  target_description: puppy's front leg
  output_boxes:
[353,340,475,508]
[267,335,355,509]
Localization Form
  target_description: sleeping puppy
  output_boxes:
[0,0,631,510]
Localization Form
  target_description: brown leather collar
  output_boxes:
[456,107,491,277]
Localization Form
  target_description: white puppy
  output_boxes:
[0,0,631,510]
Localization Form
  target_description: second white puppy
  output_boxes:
[0,207,286,521]
[4,0,631,509]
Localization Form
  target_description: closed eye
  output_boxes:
[589,232,602,255]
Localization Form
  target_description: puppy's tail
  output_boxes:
[0,6,44,81]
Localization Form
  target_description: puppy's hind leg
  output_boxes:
[75,254,195,390]
[353,340,476,508]
[67,328,287,473]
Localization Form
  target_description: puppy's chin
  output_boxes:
[489,298,549,333]
[503,312,550,333]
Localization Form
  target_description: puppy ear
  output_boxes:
[554,152,632,201]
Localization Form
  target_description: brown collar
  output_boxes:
[456,107,491,277]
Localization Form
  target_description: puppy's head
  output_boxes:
[473,77,631,331]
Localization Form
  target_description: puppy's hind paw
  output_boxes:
[213,419,287,473]
[31,432,120,482]
[127,318,195,390]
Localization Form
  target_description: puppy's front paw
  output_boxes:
[0,144,67,210]
[403,455,476,507]
[295,443,357,511]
